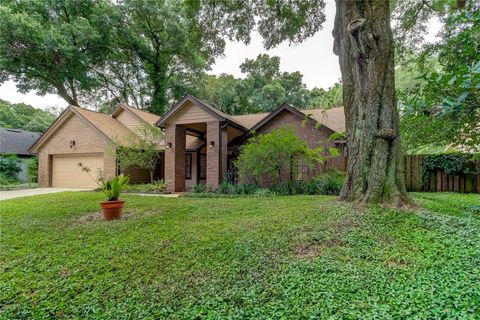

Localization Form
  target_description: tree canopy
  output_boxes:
[0,0,223,114]
[197,54,342,115]
[396,1,479,152]
[0,99,55,132]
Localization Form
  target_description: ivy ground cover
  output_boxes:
[1,192,479,318]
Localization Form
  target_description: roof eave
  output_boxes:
[28,106,75,153]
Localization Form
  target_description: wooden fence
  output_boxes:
[404,155,480,193]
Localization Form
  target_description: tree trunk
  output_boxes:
[332,0,412,206]
[56,83,79,106]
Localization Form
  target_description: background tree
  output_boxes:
[307,83,343,108]
[0,0,223,114]
[197,74,242,115]
[116,0,223,114]
[0,0,115,106]
[0,100,55,132]
[398,3,479,152]
[197,54,320,114]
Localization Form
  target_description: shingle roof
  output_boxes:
[231,113,270,129]
[121,105,161,125]
[71,106,134,145]
[0,127,41,155]
[231,107,345,132]
[301,107,345,132]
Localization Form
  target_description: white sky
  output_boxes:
[0,1,441,111]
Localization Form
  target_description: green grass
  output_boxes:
[1,192,479,318]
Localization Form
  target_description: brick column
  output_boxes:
[164,124,186,192]
[38,152,50,187]
[206,121,228,189]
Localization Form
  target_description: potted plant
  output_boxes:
[78,163,129,220]
[99,174,129,220]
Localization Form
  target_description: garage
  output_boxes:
[51,153,103,188]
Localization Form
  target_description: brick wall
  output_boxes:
[250,109,346,186]
[37,114,116,187]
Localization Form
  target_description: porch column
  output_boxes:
[165,124,186,192]
[206,121,228,189]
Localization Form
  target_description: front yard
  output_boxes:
[1,192,479,318]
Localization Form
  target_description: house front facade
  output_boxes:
[29,95,346,191]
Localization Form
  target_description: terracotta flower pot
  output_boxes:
[100,200,125,220]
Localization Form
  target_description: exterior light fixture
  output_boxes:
[69,140,75,148]
[166,142,172,149]
[209,141,215,148]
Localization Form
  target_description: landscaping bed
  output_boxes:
[1,192,479,318]
[0,182,38,190]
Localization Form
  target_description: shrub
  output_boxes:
[422,153,477,183]
[314,171,345,195]
[0,154,21,180]
[270,171,345,196]
[235,127,324,185]
[192,183,207,193]
[125,179,169,193]
[25,157,38,183]
[0,172,18,185]
[236,183,258,195]
[254,188,275,197]
[187,171,345,197]
[151,179,168,193]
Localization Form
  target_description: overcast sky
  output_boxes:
[0,1,440,111]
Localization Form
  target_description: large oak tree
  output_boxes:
[332,1,410,205]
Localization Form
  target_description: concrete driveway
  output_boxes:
[0,188,91,201]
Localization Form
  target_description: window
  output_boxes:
[292,157,310,181]
[199,154,206,179]
[185,153,192,180]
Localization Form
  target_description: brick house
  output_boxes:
[29,95,345,190]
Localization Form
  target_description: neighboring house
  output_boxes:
[29,95,346,190]
[0,127,41,182]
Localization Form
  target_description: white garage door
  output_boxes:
[52,153,103,188]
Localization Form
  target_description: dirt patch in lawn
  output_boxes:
[294,238,348,259]
[293,210,363,259]
[385,257,410,268]
[70,208,155,225]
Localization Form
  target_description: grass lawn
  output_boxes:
[1,192,479,319]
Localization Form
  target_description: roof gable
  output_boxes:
[111,104,160,125]
[29,106,134,153]
[248,103,318,133]
[156,95,247,131]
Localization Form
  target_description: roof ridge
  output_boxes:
[230,106,343,117]
[71,105,110,116]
